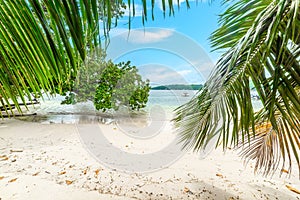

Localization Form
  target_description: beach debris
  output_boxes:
[8,178,17,183]
[286,185,300,194]
[83,169,87,175]
[11,159,16,162]
[83,167,89,175]
[32,172,39,176]
[216,173,224,178]
[94,169,101,178]
[52,162,57,165]
[281,169,289,174]
[183,187,194,195]
[0,156,8,161]
[136,183,146,188]
[10,149,23,153]
[65,180,73,185]
[58,171,66,175]
[0,176,4,180]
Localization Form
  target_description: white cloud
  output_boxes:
[108,28,174,44]
[109,28,129,37]
[122,4,143,17]
[155,0,196,11]
[178,69,192,76]
[173,0,186,6]
[138,65,192,85]
[173,60,214,82]
[126,29,174,44]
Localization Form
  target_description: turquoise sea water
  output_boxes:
[28,90,261,124]
[147,90,196,109]
[29,90,195,123]
[35,90,195,113]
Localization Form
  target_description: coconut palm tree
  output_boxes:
[174,0,300,176]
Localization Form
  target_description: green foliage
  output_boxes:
[94,61,150,112]
[0,0,137,117]
[0,0,185,116]
[61,56,150,112]
[71,51,107,103]
[174,0,300,176]
[61,92,77,105]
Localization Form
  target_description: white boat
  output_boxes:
[182,92,189,97]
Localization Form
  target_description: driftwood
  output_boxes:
[1,113,37,118]
[1,99,39,118]
[0,99,39,111]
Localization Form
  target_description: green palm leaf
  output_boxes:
[174,0,300,176]
[0,0,179,116]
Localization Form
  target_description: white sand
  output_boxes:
[0,118,299,200]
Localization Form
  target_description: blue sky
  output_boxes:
[106,1,224,85]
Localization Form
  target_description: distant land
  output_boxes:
[151,84,203,90]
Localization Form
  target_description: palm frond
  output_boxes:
[0,0,184,116]
[174,0,300,176]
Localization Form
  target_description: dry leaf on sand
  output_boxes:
[0,176,4,180]
[1,156,8,161]
[286,185,300,194]
[83,167,89,175]
[94,169,101,177]
[10,149,23,153]
[216,173,223,178]
[52,162,57,165]
[66,180,73,185]
[184,187,190,193]
[32,172,39,176]
[59,171,66,175]
[8,178,17,183]
[183,187,193,194]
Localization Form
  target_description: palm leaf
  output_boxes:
[174,0,300,176]
[0,0,181,116]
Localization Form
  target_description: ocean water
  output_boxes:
[34,90,195,113]
[26,90,196,123]
[147,90,196,110]
[25,90,261,124]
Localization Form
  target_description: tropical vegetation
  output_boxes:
[0,0,299,176]
[0,0,125,116]
[61,51,150,112]
[93,61,150,112]
[174,0,300,176]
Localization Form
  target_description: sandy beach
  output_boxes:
[0,118,299,200]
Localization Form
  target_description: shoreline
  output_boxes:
[0,118,299,199]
